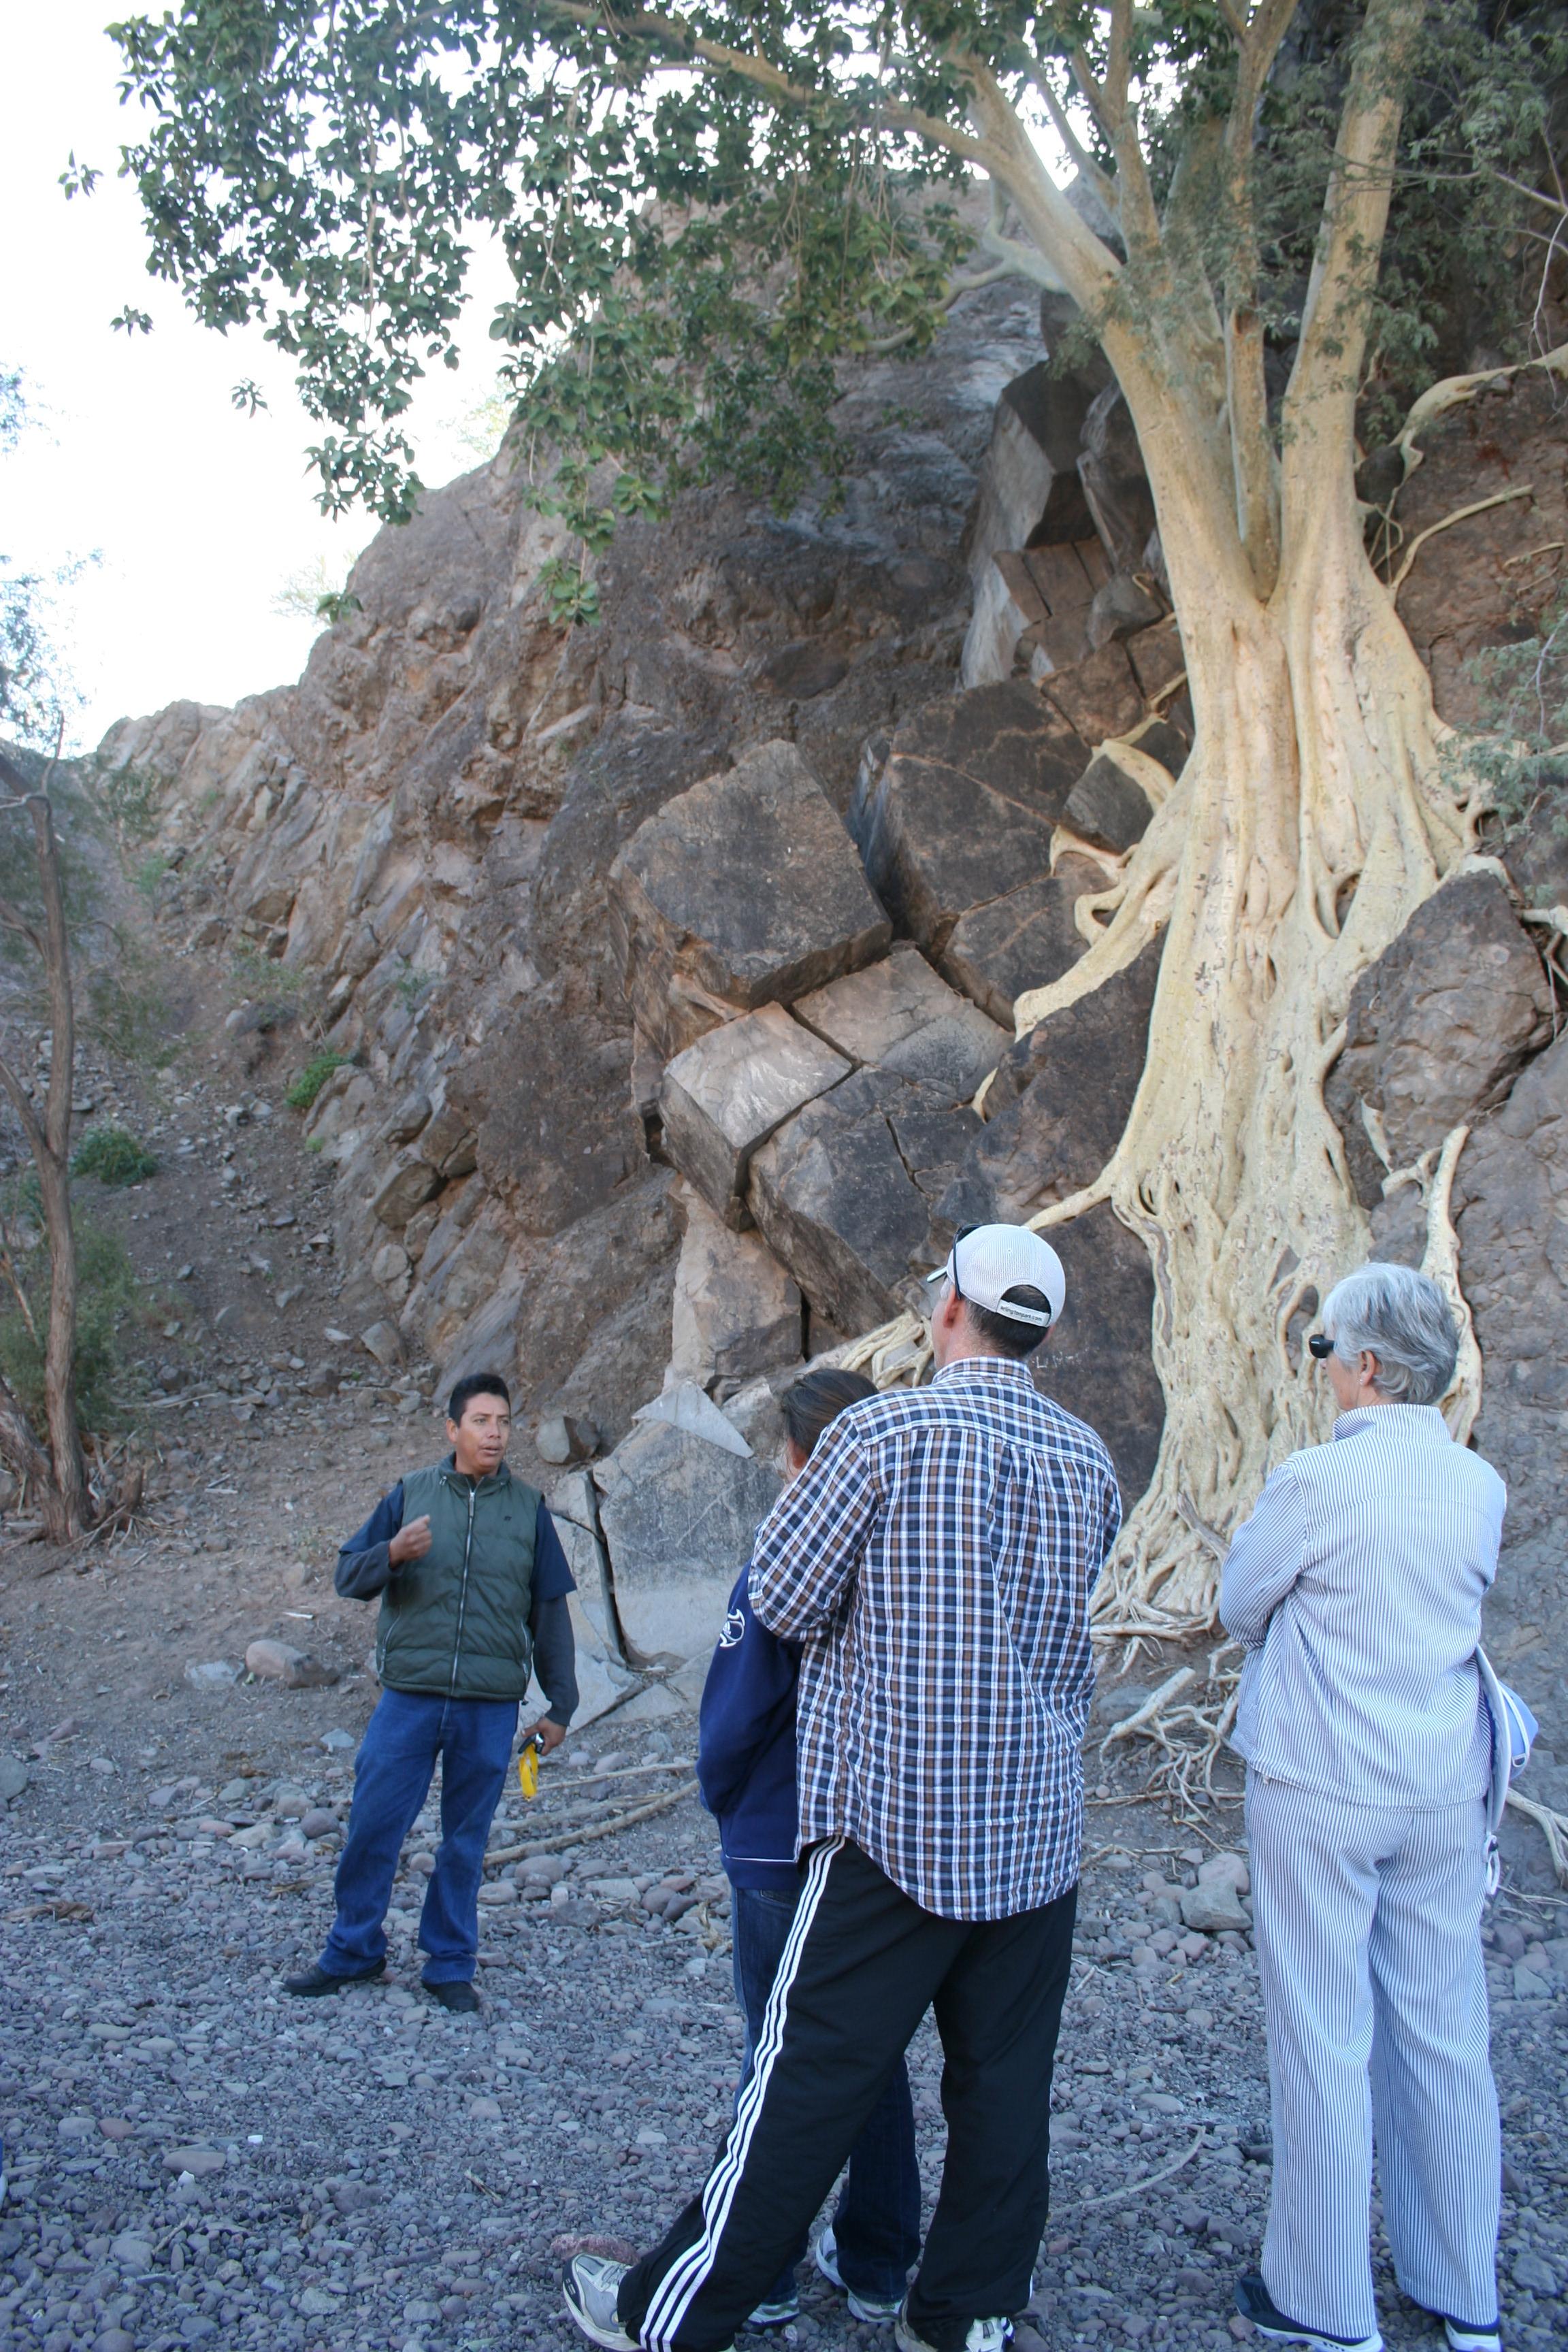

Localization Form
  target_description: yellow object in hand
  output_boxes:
[517,1733,545,1799]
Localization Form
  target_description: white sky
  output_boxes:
[1,0,512,754]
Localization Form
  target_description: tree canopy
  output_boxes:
[104,2,1567,584]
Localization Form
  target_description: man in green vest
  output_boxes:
[284,1371,578,2014]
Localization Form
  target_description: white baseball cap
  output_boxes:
[926,1222,1066,1328]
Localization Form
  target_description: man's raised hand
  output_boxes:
[388,1514,432,1567]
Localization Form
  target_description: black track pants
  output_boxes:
[617,1838,1077,2352]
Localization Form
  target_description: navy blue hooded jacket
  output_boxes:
[696,1559,802,1891]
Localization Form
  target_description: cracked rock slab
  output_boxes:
[608,738,890,1060]
[748,1066,980,1331]
[850,684,1088,959]
[592,1416,782,1663]
[666,1185,802,1391]
[941,936,1162,1228]
[659,1002,851,1228]
[793,943,1009,1102]
[941,854,1105,1030]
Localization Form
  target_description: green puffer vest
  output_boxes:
[375,1459,541,1702]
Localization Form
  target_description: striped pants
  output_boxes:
[1246,1774,1500,2342]
[617,1838,1077,2352]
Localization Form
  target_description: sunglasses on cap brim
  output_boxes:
[934,1223,1053,1328]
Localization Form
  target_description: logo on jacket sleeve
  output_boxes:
[719,1607,746,1649]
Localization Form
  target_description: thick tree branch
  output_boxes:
[1024,58,1118,223]
[1217,0,1296,592]
[1285,0,1424,433]
[963,61,1123,319]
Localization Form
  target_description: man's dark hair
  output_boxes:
[970,1286,1052,1361]
[781,1366,876,1459]
[447,1371,512,1423]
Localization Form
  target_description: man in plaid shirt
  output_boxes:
[566,1224,1122,2352]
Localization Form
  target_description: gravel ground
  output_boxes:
[1,1704,1565,2352]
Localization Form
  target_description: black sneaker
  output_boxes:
[426,1978,480,2014]
[282,1959,386,1997]
[1234,2272,1382,2351]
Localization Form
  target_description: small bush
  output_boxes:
[286,1051,350,1111]
[71,1125,159,1186]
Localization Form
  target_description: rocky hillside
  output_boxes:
[95,299,1568,1743]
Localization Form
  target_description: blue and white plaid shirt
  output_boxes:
[749,1356,1122,1921]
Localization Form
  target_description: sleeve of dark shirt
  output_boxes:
[335,1482,406,1600]
[529,1500,578,1727]
[697,1563,801,1820]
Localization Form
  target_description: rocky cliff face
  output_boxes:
[101,313,1568,1727]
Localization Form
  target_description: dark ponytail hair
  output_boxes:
[781,1366,877,1460]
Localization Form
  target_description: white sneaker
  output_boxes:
[1441,2322,1501,2351]
[563,2253,638,2352]
[814,2227,905,2325]
[894,2306,1011,2352]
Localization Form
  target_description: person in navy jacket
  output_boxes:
[698,1367,920,2330]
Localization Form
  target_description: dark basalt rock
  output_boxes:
[748,1066,981,1332]
[609,738,891,1060]
[940,936,1162,1228]
[1325,871,1552,1209]
[941,854,1105,1030]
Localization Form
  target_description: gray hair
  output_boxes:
[1320,1262,1458,1405]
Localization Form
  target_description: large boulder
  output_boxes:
[659,1002,851,1228]
[941,855,1103,1030]
[1326,872,1553,1208]
[592,1414,782,1663]
[1032,1200,1163,1511]
[608,739,890,1060]
[941,937,1162,1225]
[666,1186,803,1391]
[1454,1033,1568,1551]
[749,1067,981,1331]
[793,943,1009,1102]
[851,683,1088,957]
[1039,640,1145,744]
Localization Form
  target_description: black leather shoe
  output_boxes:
[283,1959,387,1997]
[425,1977,480,2014]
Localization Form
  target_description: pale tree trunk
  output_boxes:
[0,760,92,1542]
[949,0,1480,1631]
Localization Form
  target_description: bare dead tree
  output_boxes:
[0,751,93,1539]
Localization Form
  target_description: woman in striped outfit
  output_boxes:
[1220,1262,1505,2352]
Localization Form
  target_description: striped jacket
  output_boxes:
[1220,1405,1505,1806]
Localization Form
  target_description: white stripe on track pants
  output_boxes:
[1246,1773,1500,2341]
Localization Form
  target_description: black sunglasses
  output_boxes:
[1307,1333,1335,1359]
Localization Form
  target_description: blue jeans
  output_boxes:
[320,1689,518,1986]
[732,1881,921,2306]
